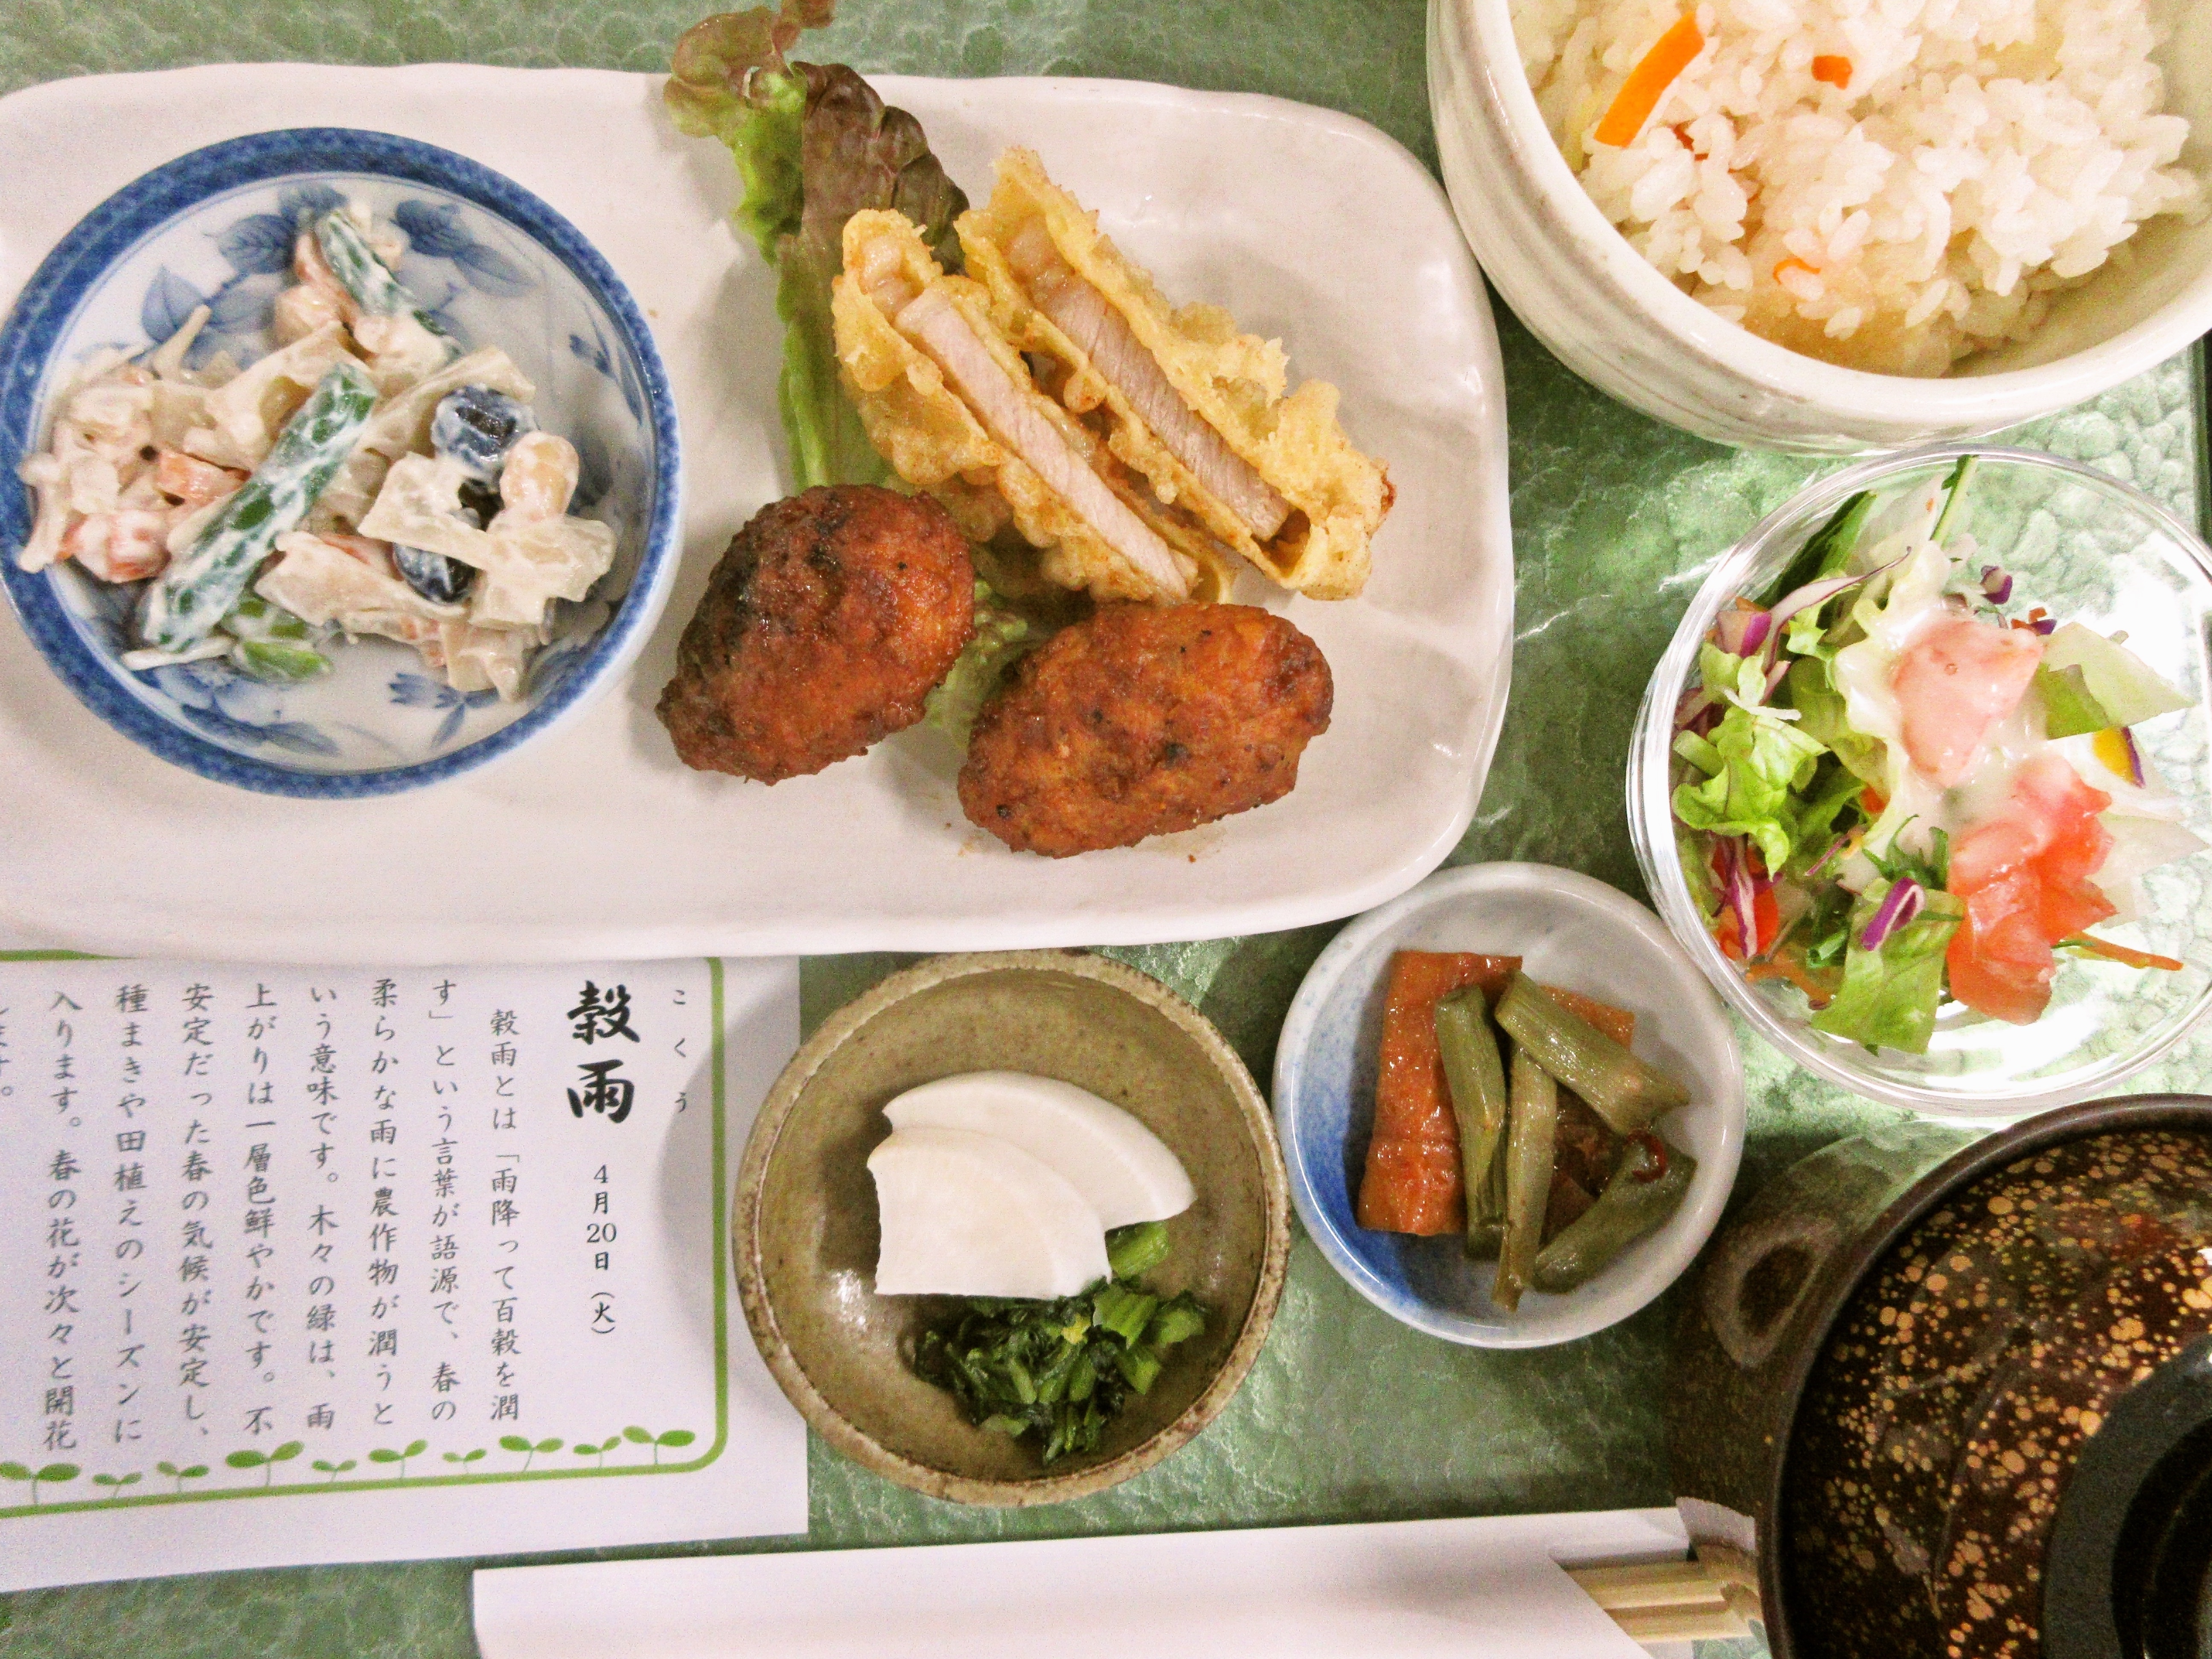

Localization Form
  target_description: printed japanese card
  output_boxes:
[0,955,809,1590]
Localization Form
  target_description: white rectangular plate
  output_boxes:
[0,64,1512,961]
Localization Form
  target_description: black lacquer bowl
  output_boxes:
[1669,1097,2212,1659]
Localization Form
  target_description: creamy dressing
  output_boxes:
[1830,532,2200,907]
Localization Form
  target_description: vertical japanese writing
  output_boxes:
[44,993,84,1458]
[45,1138,81,1454]
[110,982,149,1452]
[427,980,460,1425]
[3,959,721,1510]
[369,976,399,1430]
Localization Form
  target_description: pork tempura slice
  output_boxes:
[832,210,1227,605]
[961,148,1391,601]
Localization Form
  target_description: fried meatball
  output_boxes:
[657,485,975,782]
[959,603,1332,856]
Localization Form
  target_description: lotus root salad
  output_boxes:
[14,201,614,699]
[1670,458,2204,1051]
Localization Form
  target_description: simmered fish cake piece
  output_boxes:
[959,602,1332,856]
[832,210,1232,606]
[960,148,1391,600]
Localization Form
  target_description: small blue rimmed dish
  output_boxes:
[0,127,680,797]
[1274,862,1745,1348]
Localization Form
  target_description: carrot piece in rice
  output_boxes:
[1593,13,1705,148]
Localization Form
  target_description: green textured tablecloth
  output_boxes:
[0,3,2204,1653]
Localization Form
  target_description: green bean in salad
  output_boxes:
[1435,986,1509,1259]
[1494,972,1690,1138]
[138,358,379,652]
[314,210,456,346]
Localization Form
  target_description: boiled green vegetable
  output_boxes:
[1494,972,1690,1137]
[1435,985,1508,1258]
[140,359,378,652]
[913,1222,1206,1465]
[1493,1050,1558,1314]
[1529,1134,1696,1293]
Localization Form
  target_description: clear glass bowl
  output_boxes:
[1628,444,2212,1118]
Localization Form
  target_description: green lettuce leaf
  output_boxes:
[1785,656,1886,784]
[1761,489,1871,611]
[2033,662,2114,740]
[1795,881,1857,972]
[924,582,1042,744]
[1809,881,1962,1054]
[1672,696,1827,873]
[2040,621,2191,727]
[667,7,968,489]
[1787,759,1870,863]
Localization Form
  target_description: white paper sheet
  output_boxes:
[0,955,808,1589]
[472,1508,1688,1659]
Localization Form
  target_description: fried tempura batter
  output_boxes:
[657,485,974,782]
[959,603,1332,856]
[833,210,1229,605]
[962,149,1393,599]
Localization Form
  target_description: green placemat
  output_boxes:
[0,3,2204,1654]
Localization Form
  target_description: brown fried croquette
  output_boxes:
[657,485,975,782]
[958,602,1332,856]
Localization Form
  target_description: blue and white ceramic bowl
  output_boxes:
[1274,862,1745,1348]
[0,128,680,797]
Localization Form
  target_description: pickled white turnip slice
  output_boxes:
[867,1126,1109,1299]
[884,1071,1194,1230]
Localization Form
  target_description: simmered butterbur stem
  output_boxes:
[139,359,379,653]
[1530,1134,1695,1294]
[1001,219,1290,542]
[1494,971,1689,1137]
[1494,1049,1558,1313]
[1435,986,1509,1259]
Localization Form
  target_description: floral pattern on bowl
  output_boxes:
[0,127,681,797]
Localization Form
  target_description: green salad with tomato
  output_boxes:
[1671,458,2202,1054]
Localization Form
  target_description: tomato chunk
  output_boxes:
[1947,754,2114,1024]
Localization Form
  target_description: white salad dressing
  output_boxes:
[1830,528,2203,905]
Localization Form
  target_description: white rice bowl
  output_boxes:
[1514,0,2206,374]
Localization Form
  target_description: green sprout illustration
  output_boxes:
[0,1462,80,1505]
[367,1439,430,1479]
[570,1436,622,1467]
[91,1472,143,1493]
[442,1449,487,1468]
[498,1435,564,1471]
[225,1441,303,1487]
[311,1458,357,1483]
[155,1461,210,1495]
[622,1426,697,1467]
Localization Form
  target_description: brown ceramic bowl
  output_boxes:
[734,949,1291,1506]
